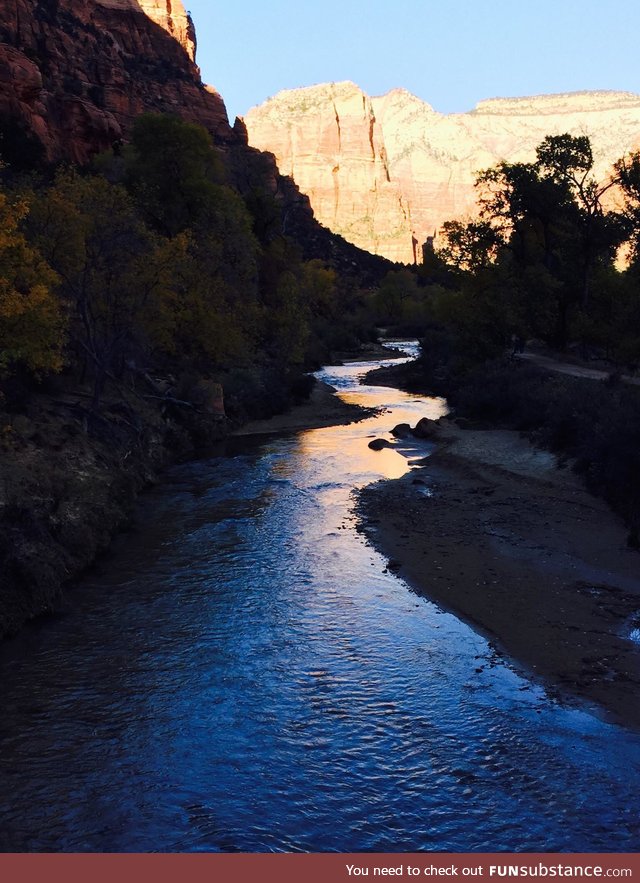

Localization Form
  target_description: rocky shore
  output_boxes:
[236,379,372,436]
[0,383,232,639]
[235,343,401,437]
[358,418,640,730]
[0,368,372,640]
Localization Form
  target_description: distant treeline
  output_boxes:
[376,133,640,366]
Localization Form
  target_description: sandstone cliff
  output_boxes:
[0,3,392,285]
[244,83,640,264]
[98,0,197,61]
[0,0,230,166]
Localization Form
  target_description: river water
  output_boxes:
[1,343,639,852]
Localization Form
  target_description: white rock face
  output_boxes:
[244,83,640,263]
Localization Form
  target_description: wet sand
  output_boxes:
[358,422,640,730]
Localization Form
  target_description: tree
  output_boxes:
[147,229,259,371]
[440,134,627,349]
[535,134,625,310]
[256,238,310,365]
[375,269,421,323]
[125,114,226,237]
[615,150,640,264]
[121,114,264,372]
[438,219,500,272]
[301,260,338,321]
[0,192,64,376]
[28,171,158,404]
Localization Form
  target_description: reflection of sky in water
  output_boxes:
[308,342,446,483]
[0,341,639,852]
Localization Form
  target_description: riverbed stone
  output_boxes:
[368,438,392,450]
[412,417,441,439]
[391,423,412,438]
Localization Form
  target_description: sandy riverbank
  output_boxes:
[358,421,640,730]
[236,379,376,435]
[236,343,409,436]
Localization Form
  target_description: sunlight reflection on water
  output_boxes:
[0,342,639,853]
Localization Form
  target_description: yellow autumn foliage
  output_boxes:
[0,192,65,375]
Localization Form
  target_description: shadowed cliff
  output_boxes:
[0,1,393,284]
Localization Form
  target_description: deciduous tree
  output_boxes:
[0,192,64,376]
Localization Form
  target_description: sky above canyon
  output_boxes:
[185,0,640,121]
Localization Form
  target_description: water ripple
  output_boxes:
[0,342,639,852]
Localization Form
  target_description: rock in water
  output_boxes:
[412,418,441,440]
[368,438,392,450]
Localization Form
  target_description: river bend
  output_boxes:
[1,343,639,852]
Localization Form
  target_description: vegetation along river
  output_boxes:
[1,343,639,852]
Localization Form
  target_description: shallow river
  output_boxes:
[1,343,640,852]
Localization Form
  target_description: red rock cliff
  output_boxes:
[0,0,231,164]
[0,2,392,285]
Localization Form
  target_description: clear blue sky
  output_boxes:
[185,0,640,122]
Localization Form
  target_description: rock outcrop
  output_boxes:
[0,0,229,166]
[99,0,197,61]
[0,3,392,285]
[244,83,640,264]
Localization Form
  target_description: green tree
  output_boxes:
[147,229,259,370]
[257,238,311,365]
[440,134,626,349]
[301,260,338,321]
[125,114,226,237]
[121,114,263,371]
[28,171,159,404]
[375,269,421,323]
[535,134,624,310]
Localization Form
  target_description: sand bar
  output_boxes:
[358,421,640,730]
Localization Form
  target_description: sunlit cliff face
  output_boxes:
[96,0,197,61]
[244,83,640,264]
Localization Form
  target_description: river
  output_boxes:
[0,343,639,852]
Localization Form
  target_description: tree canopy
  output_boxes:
[0,193,65,376]
[434,133,640,359]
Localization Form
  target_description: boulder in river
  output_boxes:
[391,423,412,438]
[412,417,441,440]
[368,438,393,450]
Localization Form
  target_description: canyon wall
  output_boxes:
[0,3,391,284]
[97,0,197,61]
[244,83,640,264]
[0,0,229,166]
